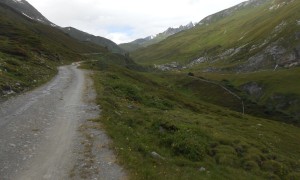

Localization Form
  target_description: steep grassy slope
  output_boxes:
[81,55,300,180]
[191,67,300,122]
[2,0,54,26]
[0,2,106,98]
[119,43,144,52]
[2,0,124,55]
[131,0,300,123]
[132,0,300,71]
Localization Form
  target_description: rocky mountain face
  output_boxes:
[1,0,54,26]
[119,22,195,52]
[3,0,124,55]
[160,22,195,37]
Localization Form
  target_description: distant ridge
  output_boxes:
[2,0,125,55]
[119,22,195,52]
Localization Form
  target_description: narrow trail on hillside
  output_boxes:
[0,63,126,180]
[191,76,245,115]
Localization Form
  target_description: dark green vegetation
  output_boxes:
[130,0,300,124]
[0,2,107,98]
[2,0,300,179]
[85,1,300,179]
[193,68,300,124]
[132,0,300,69]
[2,0,53,26]
[82,55,300,179]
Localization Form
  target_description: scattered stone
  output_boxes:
[154,62,181,71]
[151,151,165,160]
[3,90,15,96]
[199,167,206,172]
[265,45,286,57]
[231,44,248,56]
[187,57,207,67]
[273,21,287,34]
[9,143,16,148]
[127,105,134,109]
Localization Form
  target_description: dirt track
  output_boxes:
[0,64,126,180]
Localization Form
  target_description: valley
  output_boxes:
[81,55,300,179]
[0,0,299,179]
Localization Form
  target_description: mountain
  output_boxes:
[119,22,195,52]
[62,27,126,55]
[132,0,300,71]
[1,0,55,26]
[131,0,300,122]
[0,1,107,98]
[2,0,125,55]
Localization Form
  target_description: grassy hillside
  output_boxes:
[119,43,144,52]
[191,67,300,121]
[132,0,300,71]
[0,2,106,99]
[81,55,300,179]
[130,0,300,124]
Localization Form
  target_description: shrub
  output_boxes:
[261,160,289,177]
[188,72,194,76]
[215,154,239,167]
[144,95,174,110]
[242,160,259,171]
[112,83,142,102]
[286,172,300,180]
[170,131,207,161]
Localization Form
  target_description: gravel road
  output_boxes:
[0,63,126,180]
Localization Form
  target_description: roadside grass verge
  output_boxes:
[82,58,300,180]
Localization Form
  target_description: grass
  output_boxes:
[190,67,300,123]
[131,0,300,71]
[0,2,107,99]
[129,0,300,125]
[81,55,300,179]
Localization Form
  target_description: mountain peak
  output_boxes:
[120,22,195,52]
[3,0,55,26]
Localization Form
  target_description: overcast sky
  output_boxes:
[26,0,246,44]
